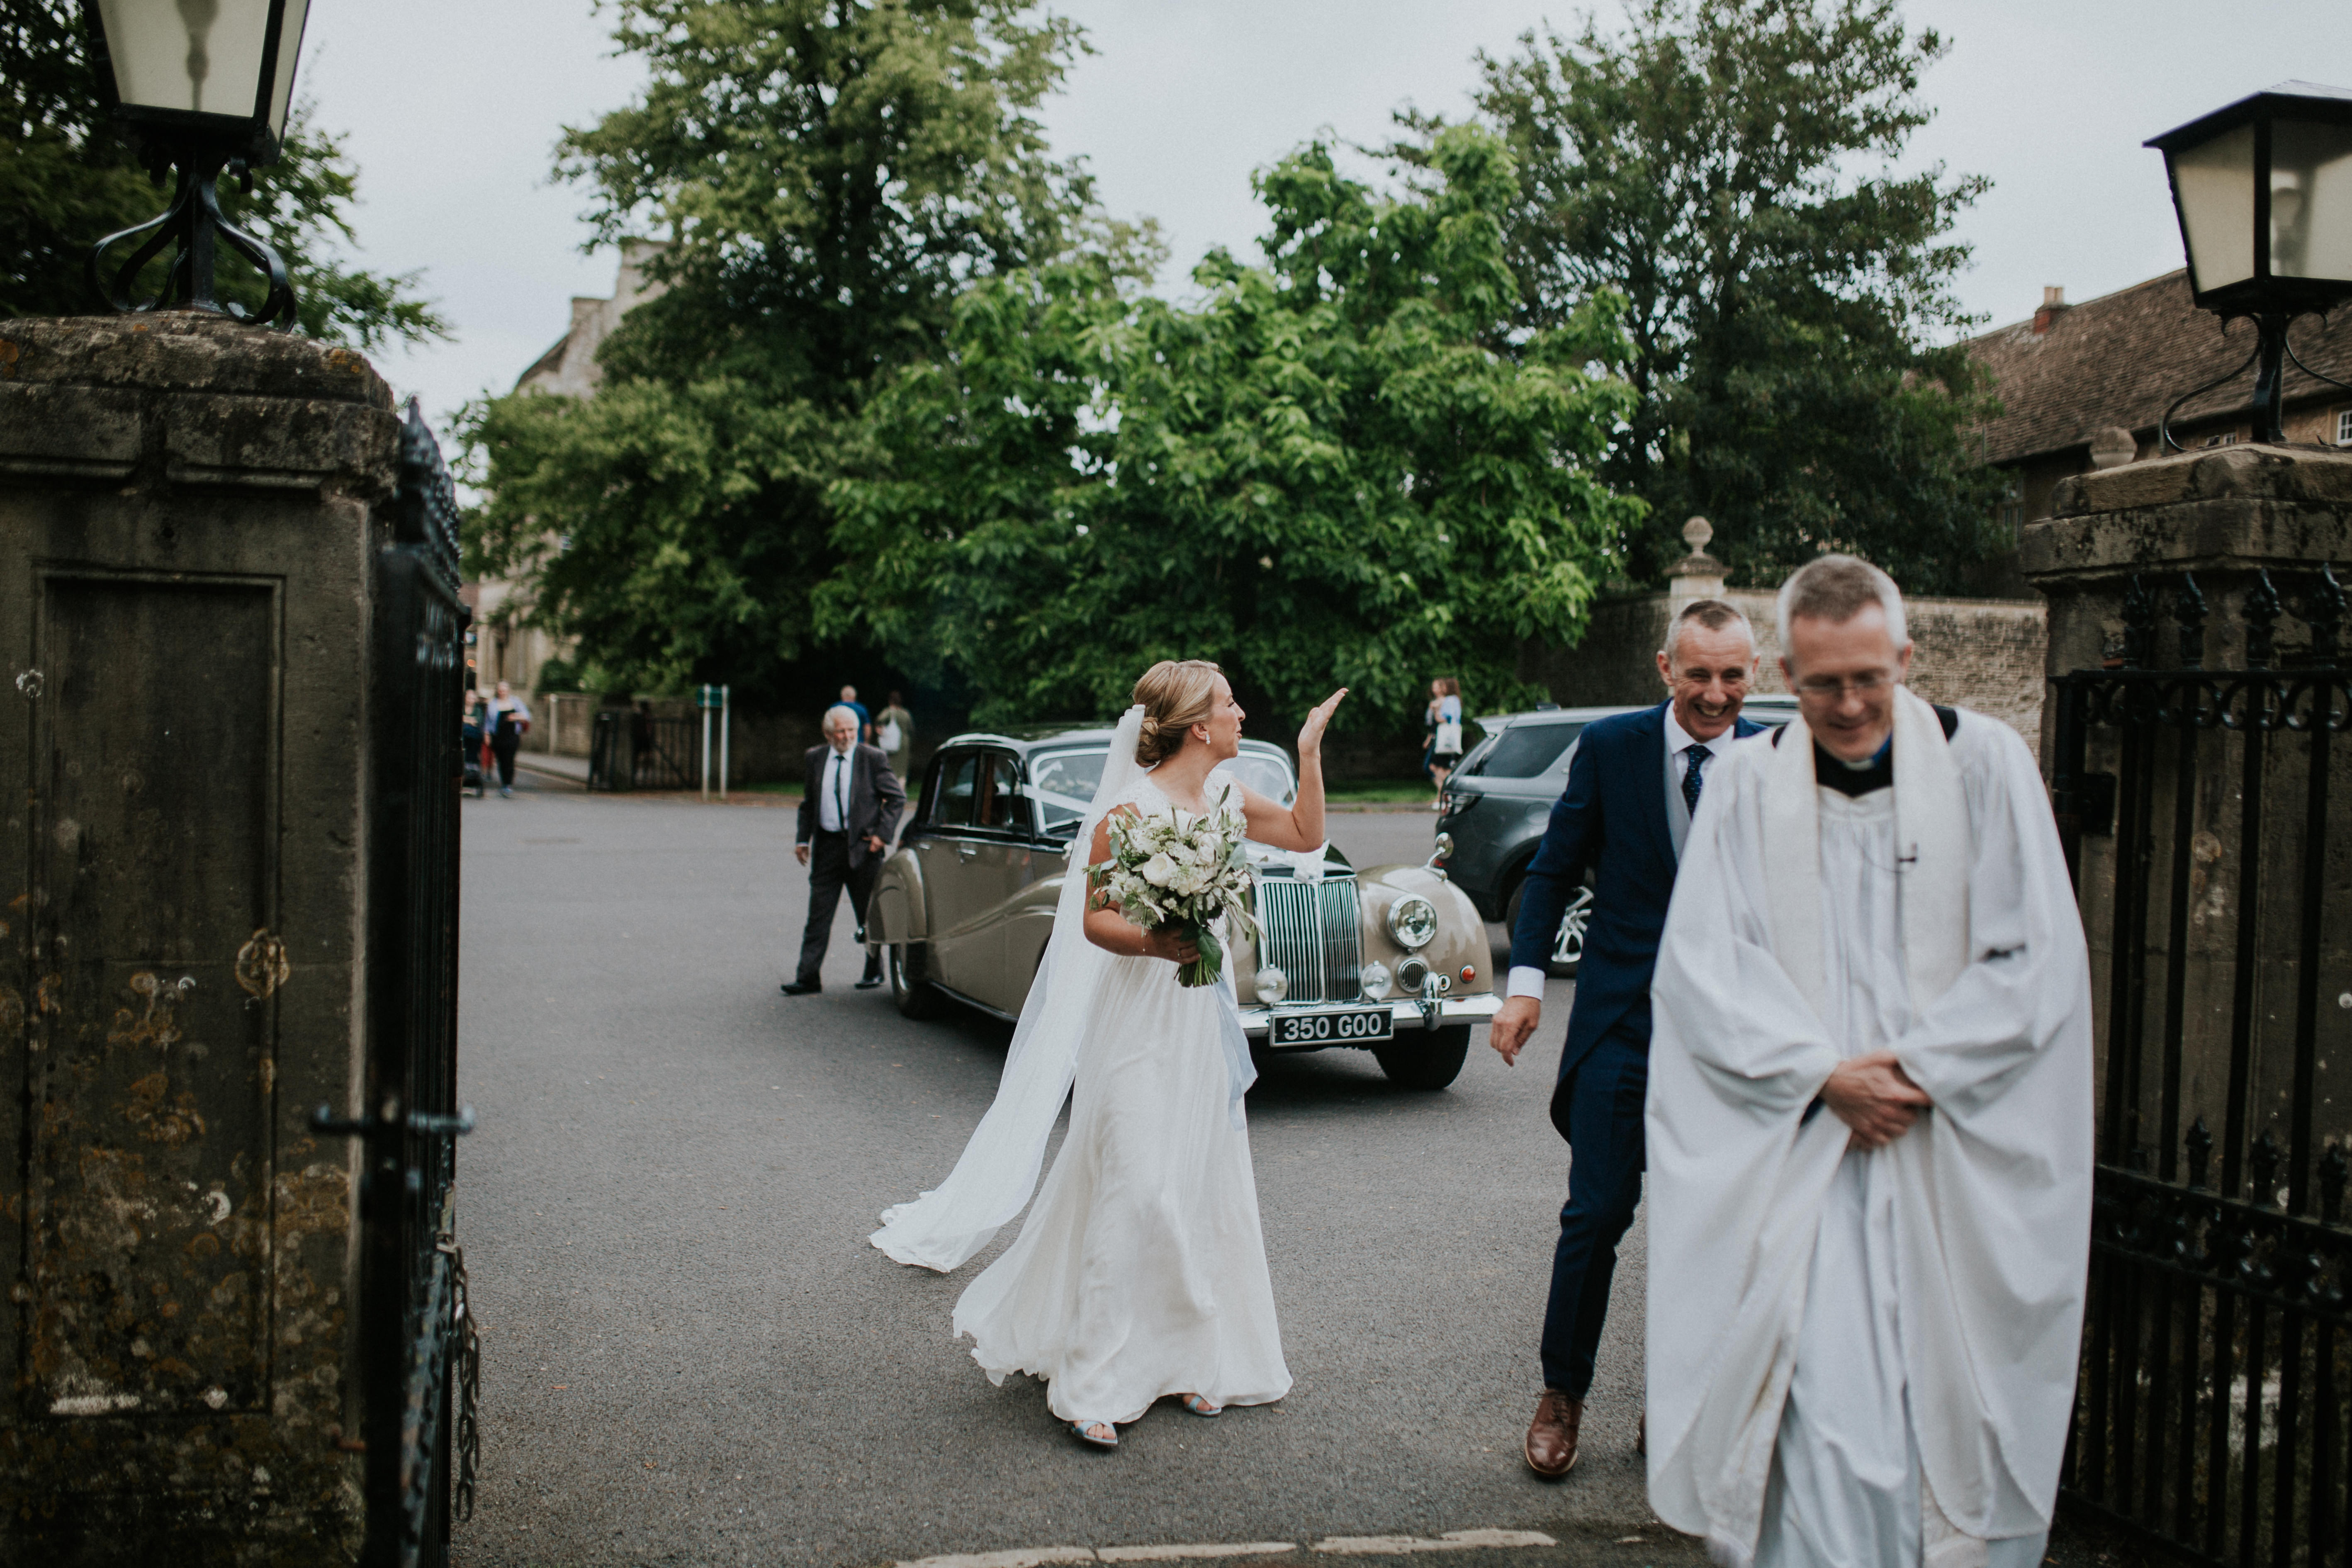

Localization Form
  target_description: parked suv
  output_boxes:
[1435,696,1798,971]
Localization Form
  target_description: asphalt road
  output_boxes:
[448,782,1678,1568]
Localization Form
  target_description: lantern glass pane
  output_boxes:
[2272,119,2352,283]
[264,0,310,140]
[96,0,273,119]
[2172,122,2256,293]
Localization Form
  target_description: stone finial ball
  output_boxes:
[1683,516,1713,550]
[2086,427,2136,470]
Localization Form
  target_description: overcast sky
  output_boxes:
[300,0,2350,430]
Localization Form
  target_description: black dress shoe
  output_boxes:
[854,973,884,991]
[780,980,821,996]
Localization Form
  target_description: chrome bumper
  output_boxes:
[1237,991,1503,1042]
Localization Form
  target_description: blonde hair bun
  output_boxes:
[1131,660,1224,765]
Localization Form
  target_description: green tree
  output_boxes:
[1452,0,2003,593]
[1,0,445,345]
[825,126,1642,732]
[464,0,1130,696]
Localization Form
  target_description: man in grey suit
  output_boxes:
[784,705,905,995]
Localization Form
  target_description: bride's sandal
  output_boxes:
[1069,1418,1119,1449]
[1175,1393,1222,1417]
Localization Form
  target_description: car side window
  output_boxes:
[973,752,1028,834]
[929,752,980,828]
[1476,722,1582,778]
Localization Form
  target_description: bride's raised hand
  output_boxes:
[1297,689,1347,757]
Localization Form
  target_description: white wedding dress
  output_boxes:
[951,771,1293,1425]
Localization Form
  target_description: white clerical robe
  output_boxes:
[1644,691,2092,1568]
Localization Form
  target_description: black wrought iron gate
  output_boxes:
[2052,568,2350,1566]
[313,399,479,1568]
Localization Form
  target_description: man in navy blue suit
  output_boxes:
[1489,598,1763,1478]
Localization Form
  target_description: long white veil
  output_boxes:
[869,705,1148,1273]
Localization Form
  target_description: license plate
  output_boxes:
[1270,1008,1394,1045]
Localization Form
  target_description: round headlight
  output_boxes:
[1358,961,1392,999]
[1254,965,1289,1004]
[1386,894,1438,950]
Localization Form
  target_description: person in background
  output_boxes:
[875,690,915,784]
[839,684,874,744]
[460,691,487,797]
[1427,677,1464,806]
[785,705,905,995]
[484,680,533,799]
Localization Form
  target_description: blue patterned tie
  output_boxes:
[1682,742,1710,817]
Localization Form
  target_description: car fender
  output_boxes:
[867,844,927,944]
[1352,864,1493,997]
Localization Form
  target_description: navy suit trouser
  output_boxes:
[1540,1019,1647,1396]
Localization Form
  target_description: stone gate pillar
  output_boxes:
[2021,442,2352,1175]
[0,315,400,1563]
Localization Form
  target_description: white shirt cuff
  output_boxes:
[1506,965,1547,1002]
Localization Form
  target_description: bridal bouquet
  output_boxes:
[1090,805,1260,988]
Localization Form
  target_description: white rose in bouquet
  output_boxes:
[1090,798,1261,988]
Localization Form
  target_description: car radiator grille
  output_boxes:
[1253,875,1364,1003]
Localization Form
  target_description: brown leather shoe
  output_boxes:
[1525,1389,1583,1479]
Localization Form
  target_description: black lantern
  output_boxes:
[81,0,314,326]
[2147,81,2352,447]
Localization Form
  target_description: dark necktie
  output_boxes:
[1682,742,1710,817]
[835,753,850,831]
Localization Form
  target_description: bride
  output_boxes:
[872,659,1346,1448]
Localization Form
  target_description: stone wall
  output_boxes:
[1519,587,2050,751]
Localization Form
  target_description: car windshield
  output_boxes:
[1026,746,1298,834]
[1468,721,1582,778]
[1221,751,1297,807]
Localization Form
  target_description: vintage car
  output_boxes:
[1435,695,1800,972]
[864,726,1501,1089]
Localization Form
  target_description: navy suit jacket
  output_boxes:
[1507,701,1763,1135]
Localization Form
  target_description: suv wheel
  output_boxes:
[1374,1024,1469,1091]
[1504,880,1588,977]
[889,942,942,1020]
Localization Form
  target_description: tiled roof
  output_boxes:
[1963,270,2352,465]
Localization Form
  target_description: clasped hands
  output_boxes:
[1489,1006,1929,1150]
[1820,1049,1932,1148]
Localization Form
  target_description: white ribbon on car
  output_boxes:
[1019,783,1098,817]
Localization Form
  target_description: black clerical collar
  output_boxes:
[1814,735,1892,797]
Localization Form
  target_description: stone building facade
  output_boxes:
[1964,271,2352,569]
[465,241,669,700]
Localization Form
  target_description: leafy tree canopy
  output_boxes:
[0,0,445,345]
[464,0,1134,695]
[1445,0,2004,593]
[824,125,1643,732]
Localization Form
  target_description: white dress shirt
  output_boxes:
[1505,704,1724,1003]
[817,746,854,832]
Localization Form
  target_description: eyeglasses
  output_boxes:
[1794,671,1893,700]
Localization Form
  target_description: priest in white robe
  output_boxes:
[1644,554,2093,1568]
